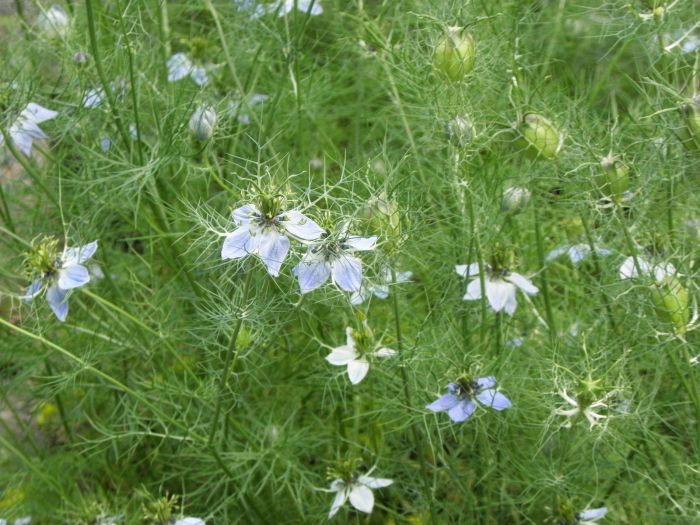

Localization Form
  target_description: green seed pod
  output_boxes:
[433,27,476,82]
[650,278,690,333]
[501,186,531,214]
[597,154,630,202]
[514,113,563,160]
[680,95,700,153]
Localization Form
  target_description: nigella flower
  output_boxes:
[546,244,611,265]
[326,471,392,519]
[325,327,396,384]
[619,256,676,283]
[167,53,209,86]
[229,93,268,125]
[555,389,608,429]
[0,518,32,525]
[221,201,324,277]
[426,376,512,423]
[576,507,608,525]
[25,240,98,322]
[1,103,58,157]
[455,262,538,316]
[292,224,377,294]
[350,267,412,305]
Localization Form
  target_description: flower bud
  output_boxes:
[433,27,476,82]
[650,278,690,333]
[446,115,476,147]
[514,113,562,160]
[189,105,217,142]
[73,52,90,66]
[597,154,630,202]
[37,5,70,39]
[680,95,700,153]
[501,186,531,214]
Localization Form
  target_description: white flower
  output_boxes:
[327,473,392,519]
[292,227,376,294]
[619,256,676,283]
[221,203,324,277]
[350,267,412,305]
[236,0,323,18]
[82,88,105,109]
[455,263,538,316]
[325,327,396,385]
[501,186,531,214]
[546,244,611,265]
[25,241,98,322]
[36,5,69,38]
[174,518,205,525]
[189,105,217,141]
[1,103,58,157]
[577,507,608,525]
[167,53,209,86]
[555,389,608,429]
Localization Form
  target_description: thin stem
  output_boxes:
[85,0,132,148]
[43,357,75,444]
[390,267,438,525]
[532,190,557,341]
[0,381,42,456]
[208,270,254,446]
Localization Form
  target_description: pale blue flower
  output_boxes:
[546,244,611,265]
[350,267,412,305]
[292,225,376,294]
[25,241,98,322]
[456,263,538,316]
[167,53,209,86]
[1,103,58,157]
[221,204,324,277]
[174,519,205,525]
[426,377,512,424]
[577,507,608,525]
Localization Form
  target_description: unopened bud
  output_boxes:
[514,113,563,160]
[681,96,700,153]
[189,105,217,142]
[72,52,89,66]
[650,278,690,333]
[446,115,476,147]
[36,5,70,39]
[597,154,630,202]
[433,27,476,82]
[501,186,531,214]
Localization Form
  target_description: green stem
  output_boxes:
[208,270,254,446]
[43,358,75,444]
[0,381,42,456]
[85,0,132,148]
[671,344,700,453]
[390,268,438,525]
[532,190,556,340]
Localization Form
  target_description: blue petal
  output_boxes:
[57,265,90,290]
[25,279,42,301]
[476,389,512,411]
[448,400,476,423]
[426,393,460,412]
[476,376,496,389]
[46,285,68,322]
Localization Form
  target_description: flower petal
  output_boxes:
[257,229,290,277]
[328,488,348,519]
[545,245,569,262]
[455,263,480,278]
[174,519,205,525]
[190,66,209,87]
[331,255,363,293]
[280,211,324,241]
[426,393,460,412]
[167,53,192,82]
[348,484,374,514]
[475,389,512,411]
[448,399,476,423]
[63,241,98,266]
[578,507,608,521]
[344,236,377,251]
[221,228,253,260]
[292,253,331,294]
[476,376,496,389]
[507,272,539,295]
[463,278,482,301]
[568,244,591,264]
[325,345,357,366]
[46,284,68,322]
[232,204,259,226]
[485,279,516,313]
[373,347,396,358]
[358,476,393,489]
[23,103,58,123]
[347,359,370,385]
[57,265,90,290]
[25,279,42,301]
